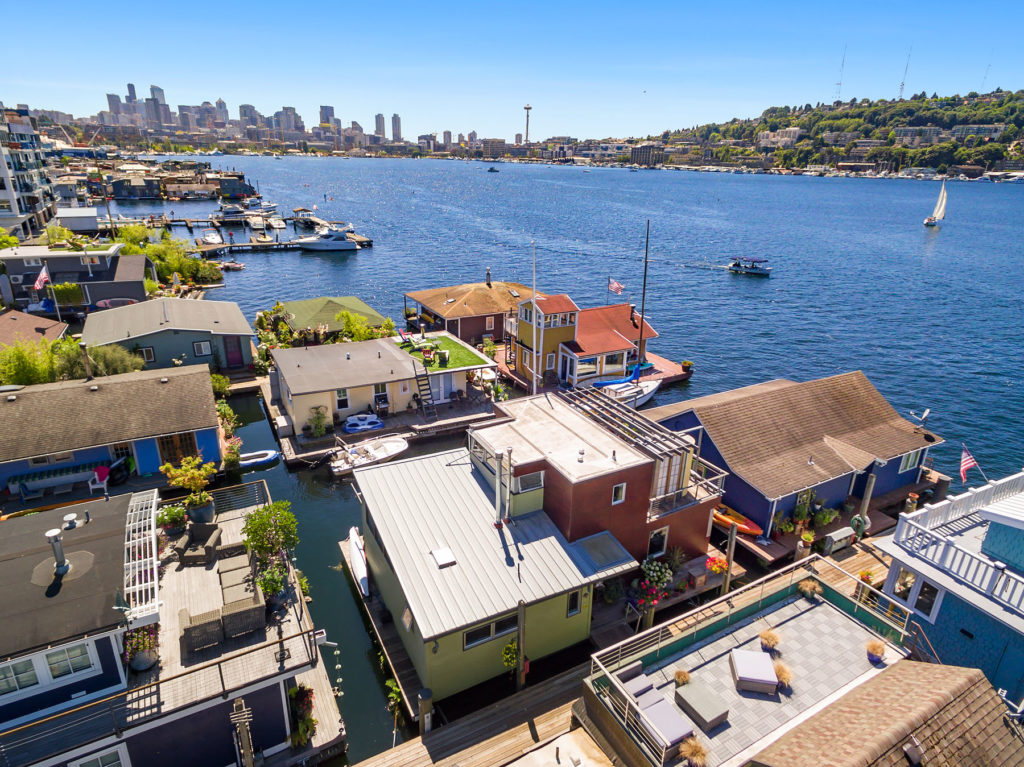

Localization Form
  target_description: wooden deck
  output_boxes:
[818,540,893,596]
[351,664,586,767]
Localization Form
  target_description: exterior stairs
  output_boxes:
[415,364,438,422]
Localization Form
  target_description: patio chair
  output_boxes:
[173,522,222,566]
[19,483,44,502]
[179,608,223,652]
[88,466,110,495]
[222,584,266,639]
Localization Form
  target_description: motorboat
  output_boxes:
[237,449,279,470]
[330,436,409,477]
[343,413,385,433]
[267,216,286,230]
[200,228,223,245]
[292,207,318,228]
[294,227,358,252]
[219,261,245,271]
[601,378,661,408]
[728,257,772,277]
[924,180,947,227]
[348,527,369,597]
[487,166,499,173]
[247,214,266,230]
[214,204,246,224]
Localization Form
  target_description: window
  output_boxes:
[71,744,129,767]
[27,452,73,467]
[485,316,494,331]
[28,455,51,467]
[915,581,940,616]
[51,451,73,464]
[110,442,133,461]
[893,566,916,602]
[605,352,624,368]
[899,449,924,473]
[23,258,42,266]
[46,644,92,679]
[567,312,576,324]
[545,353,555,370]
[157,431,198,466]
[577,357,597,376]
[494,614,518,636]
[612,483,626,505]
[567,590,581,617]
[647,527,668,558]
[139,347,155,363]
[463,625,492,649]
[463,614,518,650]
[336,388,349,410]
[0,659,39,696]
[192,340,212,357]
[80,256,100,265]
[514,471,544,493]
[519,306,533,324]
[890,565,943,621]
[373,383,387,395]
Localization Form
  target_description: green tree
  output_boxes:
[0,234,21,250]
[114,224,151,253]
[335,310,375,341]
[0,340,55,385]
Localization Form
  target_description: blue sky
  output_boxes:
[6,1,1022,140]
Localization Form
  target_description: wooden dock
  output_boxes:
[99,214,373,247]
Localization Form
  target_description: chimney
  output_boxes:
[486,267,492,288]
[629,304,638,327]
[493,451,504,528]
[46,529,70,575]
[79,342,93,380]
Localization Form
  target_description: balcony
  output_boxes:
[892,471,1024,614]
[647,456,727,522]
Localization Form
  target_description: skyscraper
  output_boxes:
[392,113,402,142]
[239,104,260,126]
[126,83,137,104]
[215,98,229,123]
[468,130,478,144]
[143,97,160,127]
[443,130,452,147]
[150,85,166,105]
[319,105,335,126]
[106,94,122,116]
[375,113,385,137]
[515,133,523,145]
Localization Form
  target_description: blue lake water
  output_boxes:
[115,158,1024,760]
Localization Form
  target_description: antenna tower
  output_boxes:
[835,45,847,103]
[981,63,991,93]
[898,48,912,100]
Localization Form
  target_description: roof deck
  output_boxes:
[585,557,914,766]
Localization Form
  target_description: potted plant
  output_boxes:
[797,578,822,600]
[288,683,318,748]
[256,562,287,603]
[773,660,793,691]
[123,625,160,672]
[680,360,694,372]
[777,518,795,536]
[159,455,217,523]
[155,504,187,535]
[674,669,691,687]
[866,639,886,664]
[679,736,708,767]
[759,628,780,653]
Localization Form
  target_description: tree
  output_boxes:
[335,310,375,341]
[159,455,216,509]
[0,340,55,385]
[0,234,20,250]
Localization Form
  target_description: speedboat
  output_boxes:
[330,436,409,477]
[219,261,245,271]
[201,228,223,245]
[294,227,358,252]
[487,166,499,173]
[602,378,661,408]
[728,257,772,277]
[343,413,385,433]
[214,204,246,225]
[237,449,279,470]
[267,216,286,230]
[247,214,265,230]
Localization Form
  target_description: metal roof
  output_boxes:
[354,448,636,640]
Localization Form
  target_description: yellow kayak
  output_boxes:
[712,505,763,536]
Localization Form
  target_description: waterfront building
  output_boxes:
[354,447,636,701]
[276,295,386,340]
[0,108,58,239]
[403,270,540,346]
[580,559,1023,766]
[875,470,1024,707]
[0,307,67,347]
[0,482,342,766]
[481,138,506,158]
[470,390,727,564]
[55,205,98,232]
[631,144,666,167]
[648,372,947,544]
[271,332,495,432]
[0,367,221,498]
[82,298,255,371]
[392,113,402,142]
[375,113,386,137]
[0,243,155,308]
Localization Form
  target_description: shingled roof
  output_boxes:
[280,296,386,333]
[568,303,658,355]
[0,308,67,347]
[0,367,218,463]
[657,371,941,500]
[406,281,541,319]
[750,661,1024,767]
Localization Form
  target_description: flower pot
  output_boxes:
[188,500,215,523]
[129,648,159,672]
[867,651,884,664]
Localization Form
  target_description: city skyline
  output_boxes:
[5,2,1024,139]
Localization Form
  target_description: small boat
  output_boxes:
[292,208,318,228]
[267,216,286,230]
[602,378,661,408]
[487,166,499,173]
[247,215,265,230]
[237,449,280,470]
[220,261,246,271]
[728,257,772,277]
[343,413,385,433]
[254,233,273,244]
[95,298,138,309]
[200,228,223,245]
[924,180,947,227]
[294,227,358,252]
[330,436,409,477]
[712,505,763,536]
[348,527,369,597]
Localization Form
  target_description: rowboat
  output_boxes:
[330,435,409,477]
[348,527,369,597]
[712,504,763,536]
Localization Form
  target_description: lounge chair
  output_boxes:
[173,523,222,566]
[88,466,110,495]
[180,608,223,652]
[222,584,266,639]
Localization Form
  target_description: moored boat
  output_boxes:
[330,436,409,477]
[267,216,286,230]
[602,378,661,408]
[200,228,223,245]
[219,261,246,271]
[237,449,280,469]
[294,227,358,252]
[342,413,385,433]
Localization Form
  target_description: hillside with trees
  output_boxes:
[664,89,1024,170]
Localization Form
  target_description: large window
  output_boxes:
[605,352,624,368]
[336,388,349,410]
[157,431,198,466]
[577,357,598,377]
[463,613,518,650]
[647,527,668,558]
[71,744,129,767]
[0,659,39,696]
[192,340,212,357]
[891,565,943,621]
[46,644,92,679]
[899,449,924,473]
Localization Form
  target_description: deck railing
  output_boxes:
[893,471,1024,615]
[647,457,726,522]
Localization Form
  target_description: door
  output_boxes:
[158,432,198,466]
[430,373,454,403]
[223,336,244,368]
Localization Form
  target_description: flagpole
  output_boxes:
[531,240,537,396]
[637,221,650,368]
[43,260,62,323]
[606,275,610,306]
[963,443,989,481]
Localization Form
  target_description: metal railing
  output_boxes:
[647,458,726,522]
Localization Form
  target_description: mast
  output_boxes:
[531,240,537,396]
[636,221,650,374]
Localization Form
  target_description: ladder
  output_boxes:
[415,364,438,422]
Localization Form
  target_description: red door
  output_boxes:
[224,336,244,368]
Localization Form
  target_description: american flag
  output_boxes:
[33,265,50,291]
[608,277,624,295]
[960,445,979,483]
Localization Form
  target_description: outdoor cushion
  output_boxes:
[219,552,251,573]
[640,699,694,749]
[94,466,110,482]
[623,673,654,698]
[220,567,252,589]
[675,680,730,731]
[222,582,255,605]
[730,649,778,694]
[636,688,664,710]
[617,660,644,681]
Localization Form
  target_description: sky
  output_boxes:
[6,1,1023,141]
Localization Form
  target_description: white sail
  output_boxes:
[932,181,947,221]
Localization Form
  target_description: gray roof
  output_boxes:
[0,493,132,656]
[82,297,253,346]
[0,243,122,261]
[0,367,218,463]
[272,338,417,395]
[112,254,149,282]
[354,448,636,640]
[56,207,98,218]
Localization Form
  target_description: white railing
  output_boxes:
[893,471,1024,615]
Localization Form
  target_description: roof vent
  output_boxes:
[346,352,351,360]
[46,529,70,576]
[431,547,457,569]
[160,377,169,383]
[6,395,15,402]
[578,448,585,463]
[89,384,98,392]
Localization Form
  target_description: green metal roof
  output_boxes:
[280,296,387,332]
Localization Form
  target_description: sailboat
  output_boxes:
[924,181,947,227]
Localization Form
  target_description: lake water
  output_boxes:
[115,158,1024,760]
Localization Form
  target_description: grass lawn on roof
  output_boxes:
[405,336,490,371]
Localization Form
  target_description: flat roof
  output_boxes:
[354,448,636,640]
[0,494,133,656]
[55,207,98,218]
[0,243,123,260]
[474,394,650,481]
[82,297,253,346]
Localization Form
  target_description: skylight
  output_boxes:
[431,547,457,568]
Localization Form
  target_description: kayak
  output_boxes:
[349,527,369,597]
[712,505,763,536]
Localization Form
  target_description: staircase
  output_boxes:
[414,364,438,422]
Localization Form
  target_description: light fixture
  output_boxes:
[432,640,439,654]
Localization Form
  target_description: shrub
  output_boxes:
[759,629,780,650]
[601,577,625,604]
[679,736,708,767]
[54,342,145,379]
[642,557,673,589]
[797,579,822,599]
[159,455,216,508]
[256,562,286,596]
[773,660,793,688]
[242,500,299,567]
[674,669,690,686]
[156,504,187,529]
[210,373,230,398]
[308,405,328,438]
[216,400,239,435]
